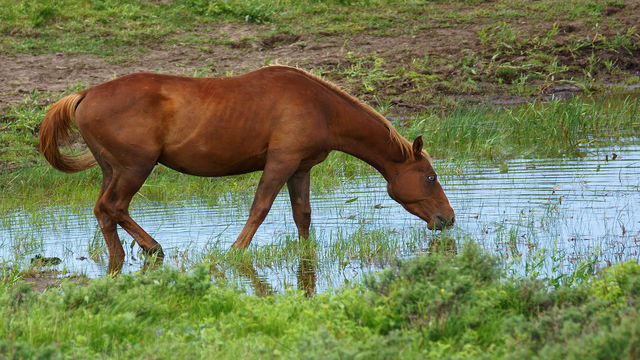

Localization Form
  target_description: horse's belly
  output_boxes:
[158,147,267,177]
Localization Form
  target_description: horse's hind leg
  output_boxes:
[95,166,164,271]
[94,164,126,274]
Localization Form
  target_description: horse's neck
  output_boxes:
[329,107,406,181]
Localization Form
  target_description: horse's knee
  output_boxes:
[112,207,130,224]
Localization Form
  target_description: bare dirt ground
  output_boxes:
[0,23,376,107]
[3,11,638,114]
[0,24,457,102]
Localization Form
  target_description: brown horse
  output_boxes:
[39,65,455,274]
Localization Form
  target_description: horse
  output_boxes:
[39,65,455,274]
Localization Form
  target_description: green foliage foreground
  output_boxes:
[2,244,639,359]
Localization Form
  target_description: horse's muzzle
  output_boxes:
[433,214,455,230]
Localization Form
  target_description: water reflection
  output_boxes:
[297,244,317,297]
[209,243,317,297]
[230,261,275,297]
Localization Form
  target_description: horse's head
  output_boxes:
[387,136,455,230]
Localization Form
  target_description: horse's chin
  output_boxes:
[432,214,457,230]
[406,207,453,231]
[427,219,443,231]
[423,214,448,231]
[402,204,438,230]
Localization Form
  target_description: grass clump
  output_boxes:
[2,243,640,358]
[415,93,640,160]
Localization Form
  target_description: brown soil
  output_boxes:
[1,6,639,111]
[20,270,89,292]
[0,23,352,108]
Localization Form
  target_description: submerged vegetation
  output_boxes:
[2,244,640,358]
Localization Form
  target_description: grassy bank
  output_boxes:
[2,244,639,359]
[1,0,639,110]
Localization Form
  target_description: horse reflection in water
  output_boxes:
[39,66,455,274]
[212,246,317,297]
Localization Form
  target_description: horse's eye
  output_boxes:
[427,175,436,182]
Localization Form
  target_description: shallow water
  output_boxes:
[1,144,639,293]
[450,145,640,278]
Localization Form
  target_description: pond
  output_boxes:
[1,144,639,294]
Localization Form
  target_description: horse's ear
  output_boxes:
[412,135,423,157]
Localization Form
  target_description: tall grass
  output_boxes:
[414,93,640,160]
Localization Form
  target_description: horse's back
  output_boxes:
[75,68,333,176]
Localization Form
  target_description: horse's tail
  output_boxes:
[38,93,97,173]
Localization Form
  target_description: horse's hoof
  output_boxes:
[146,245,165,259]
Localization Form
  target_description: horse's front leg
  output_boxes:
[286,169,311,239]
[232,155,299,248]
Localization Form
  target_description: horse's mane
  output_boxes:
[268,65,424,161]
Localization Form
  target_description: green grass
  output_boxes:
[0,0,418,56]
[412,93,640,160]
[1,243,639,358]
[2,0,635,50]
